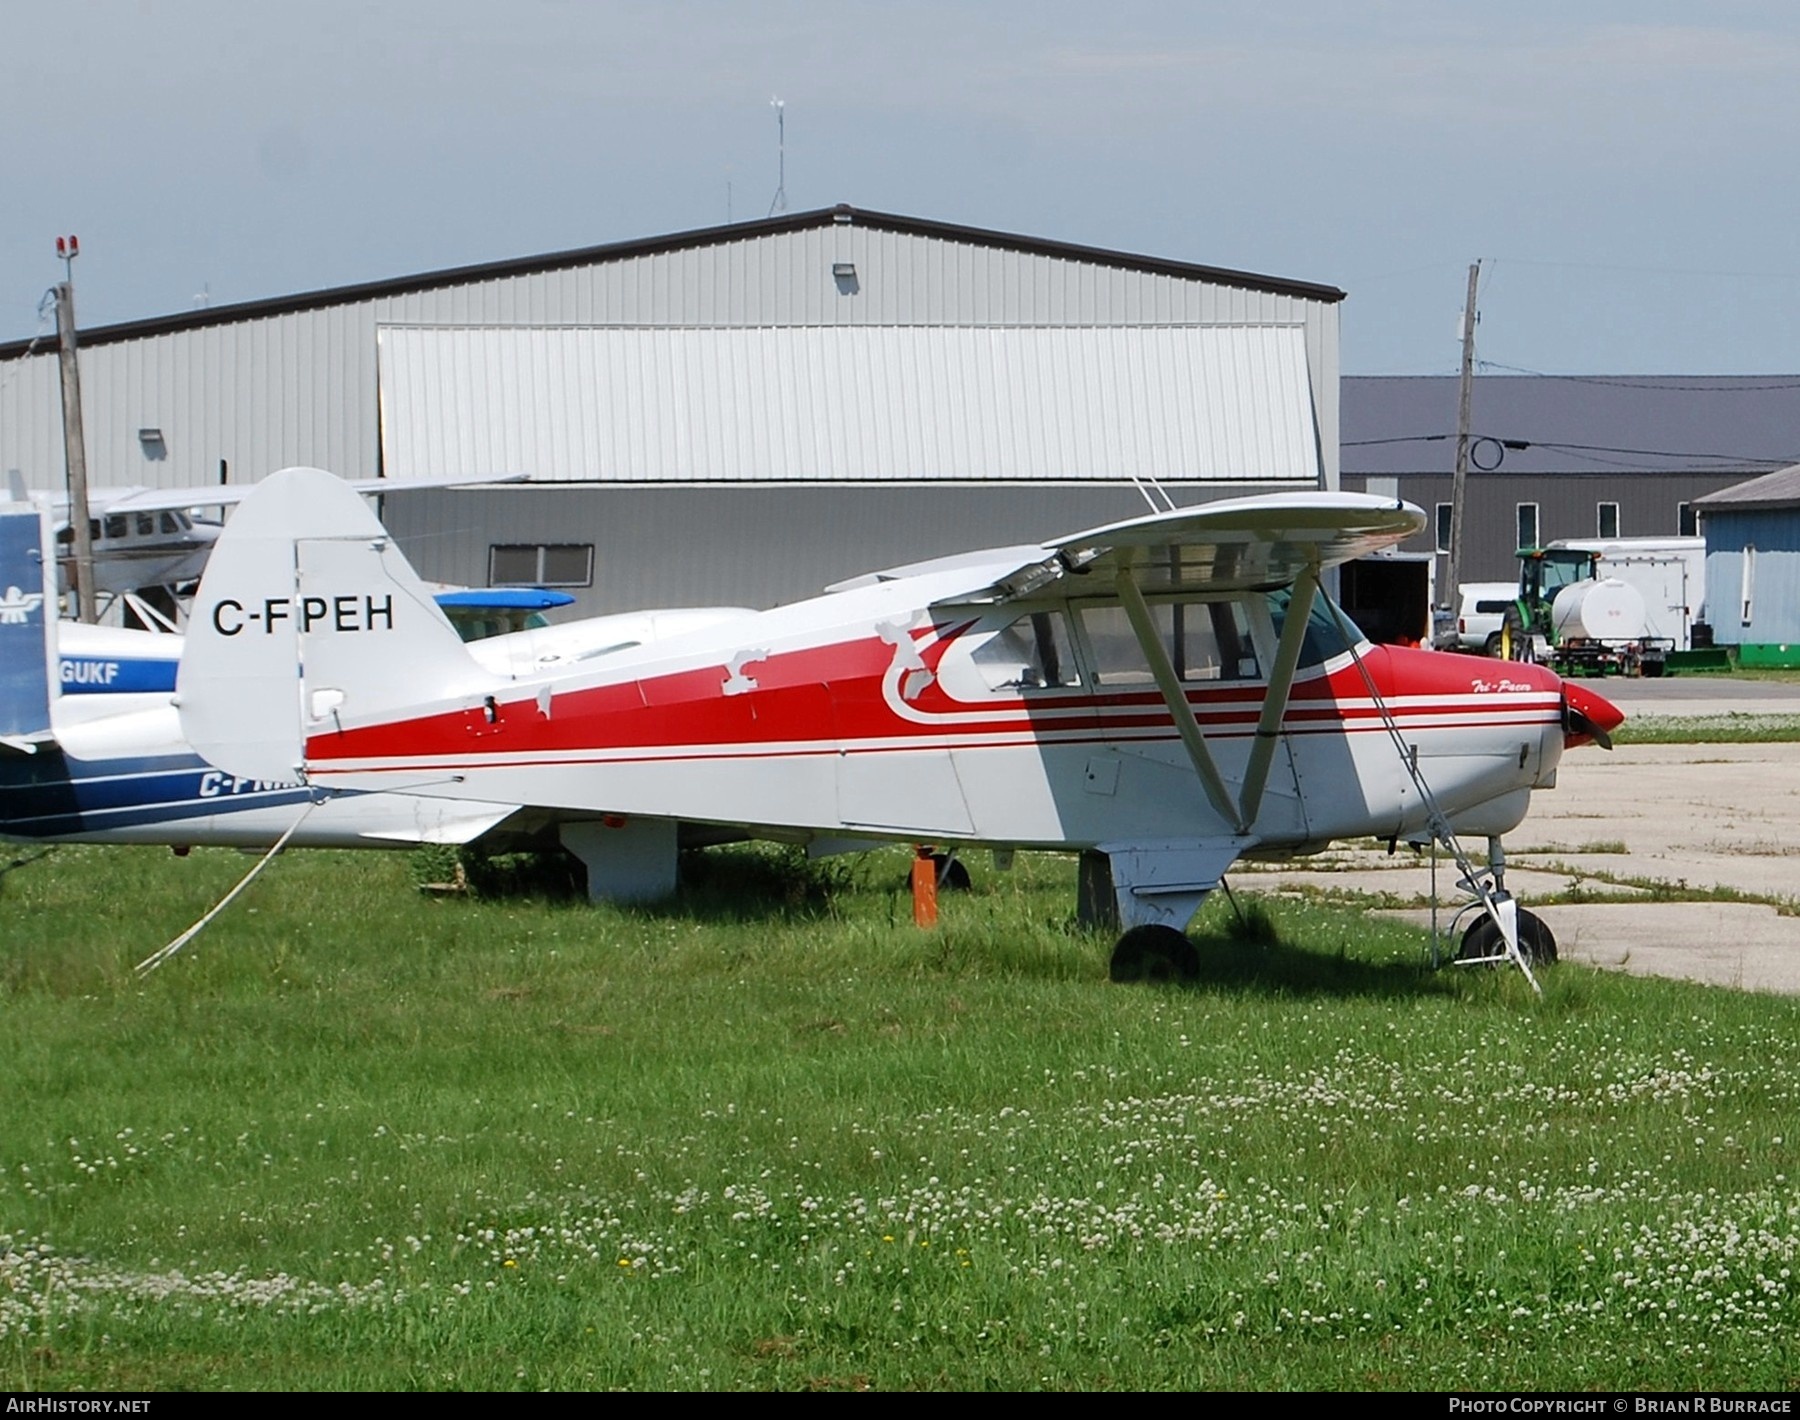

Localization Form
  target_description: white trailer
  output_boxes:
[1548,537,1705,653]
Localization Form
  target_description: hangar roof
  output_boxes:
[1693,462,1800,511]
[1344,374,1800,479]
[0,205,1344,360]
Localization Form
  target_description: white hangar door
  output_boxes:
[374,324,1323,487]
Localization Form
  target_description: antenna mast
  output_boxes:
[767,98,787,216]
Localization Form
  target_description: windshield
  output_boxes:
[1265,588,1362,667]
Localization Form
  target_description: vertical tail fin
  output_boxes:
[0,502,55,750]
[177,466,498,783]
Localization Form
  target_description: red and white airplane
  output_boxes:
[176,468,1623,982]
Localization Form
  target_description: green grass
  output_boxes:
[2,843,1797,1390]
[1613,713,1800,745]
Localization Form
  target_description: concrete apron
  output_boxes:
[1239,737,1800,997]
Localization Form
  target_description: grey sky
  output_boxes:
[6,1,1798,374]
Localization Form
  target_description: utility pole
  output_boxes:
[53,235,98,624]
[1444,260,1480,620]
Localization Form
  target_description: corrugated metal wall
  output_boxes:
[1,304,381,491]
[377,324,1319,484]
[1702,508,1800,645]
[1,220,1340,499]
[1342,471,1749,583]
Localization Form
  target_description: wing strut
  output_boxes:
[1115,563,1246,834]
[1115,560,1321,838]
[1238,567,1317,830]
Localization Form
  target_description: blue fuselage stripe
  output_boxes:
[0,749,312,838]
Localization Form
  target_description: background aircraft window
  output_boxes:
[1079,601,1259,685]
[135,512,156,536]
[970,610,1081,691]
[104,514,128,539]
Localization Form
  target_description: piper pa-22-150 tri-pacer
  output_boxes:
[177,468,1624,984]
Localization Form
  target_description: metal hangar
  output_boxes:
[0,206,1346,614]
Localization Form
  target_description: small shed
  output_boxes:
[1693,464,1800,665]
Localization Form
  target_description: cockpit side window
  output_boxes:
[1077,600,1260,685]
[968,609,1082,691]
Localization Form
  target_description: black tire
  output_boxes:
[1109,924,1200,983]
[933,852,972,892]
[1483,632,1505,658]
[1501,607,1532,662]
[902,851,972,894]
[1457,908,1557,967]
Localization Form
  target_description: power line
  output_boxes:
[1344,432,1793,467]
[1476,359,1800,392]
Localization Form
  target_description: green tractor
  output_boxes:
[1503,546,1666,676]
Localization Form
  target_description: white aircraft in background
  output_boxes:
[175,467,1624,983]
[0,499,752,851]
[3,469,525,612]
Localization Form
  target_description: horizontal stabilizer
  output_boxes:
[355,804,520,845]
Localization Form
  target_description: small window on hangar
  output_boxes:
[489,543,594,587]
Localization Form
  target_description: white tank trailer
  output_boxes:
[1503,537,1704,676]
[1552,578,1647,644]
[1551,537,1706,652]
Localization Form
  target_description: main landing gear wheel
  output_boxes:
[932,852,972,892]
[903,852,971,893]
[1457,908,1558,967]
[1109,925,1200,983]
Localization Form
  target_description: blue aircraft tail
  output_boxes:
[0,504,55,749]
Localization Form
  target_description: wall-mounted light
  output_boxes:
[138,427,167,460]
[832,261,859,295]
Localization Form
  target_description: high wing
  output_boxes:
[826,492,1425,603]
[983,492,1426,601]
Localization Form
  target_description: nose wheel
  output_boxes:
[1109,924,1200,983]
[1436,837,1558,979]
[1457,907,1558,967]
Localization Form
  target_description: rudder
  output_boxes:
[0,503,55,750]
[177,467,498,784]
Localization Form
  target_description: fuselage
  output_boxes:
[295,576,1607,855]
